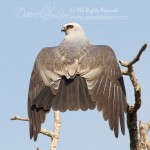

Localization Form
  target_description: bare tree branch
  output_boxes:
[119,43,147,150]
[50,111,61,150]
[119,44,147,67]
[10,116,29,121]
[139,121,150,150]
[10,111,61,140]
[11,115,56,138]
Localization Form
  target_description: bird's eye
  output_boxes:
[66,25,74,29]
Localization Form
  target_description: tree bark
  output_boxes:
[127,106,139,150]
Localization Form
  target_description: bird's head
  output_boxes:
[61,23,89,44]
[61,23,84,36]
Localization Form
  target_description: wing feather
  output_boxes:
[81,45,127,137]
[102,79,111,121]
[28,47,59,141]
[119,87,125,134]
[79,77,89,111]
[113,85,119,138]
[73,77,81,110]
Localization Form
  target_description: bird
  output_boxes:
[28,22,127,141]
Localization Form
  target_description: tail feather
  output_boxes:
[81,77,96,110]
[66,82,73,110]
[67,76,81,110]
[79,77,90,110]
[52,75,95,111]
[60,80,68,112]
[73,77,81,110]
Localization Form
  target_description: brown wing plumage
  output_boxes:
[28,48,58,141]
[28,64,55,141]
[81,45,127,137]
[28,45,126,141]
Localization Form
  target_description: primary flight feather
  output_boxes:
[28,23,127,141]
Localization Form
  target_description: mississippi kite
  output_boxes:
[28,23,127,141]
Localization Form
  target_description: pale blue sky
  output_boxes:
[0,0,150,150]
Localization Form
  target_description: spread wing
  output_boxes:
[28,45,127,141]
[80,45,127,137]
[28,47,61,141]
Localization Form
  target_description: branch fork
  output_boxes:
[119,44,147,150]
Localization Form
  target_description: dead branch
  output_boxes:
[139,121,150,150]
[50,111,61,150]
[11,115,57,138]
[11,116,29,121]
[119,43,147,150]
[11,111,61,150]
[120,44,147,67]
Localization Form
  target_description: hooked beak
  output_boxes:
[61,26,66,32]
